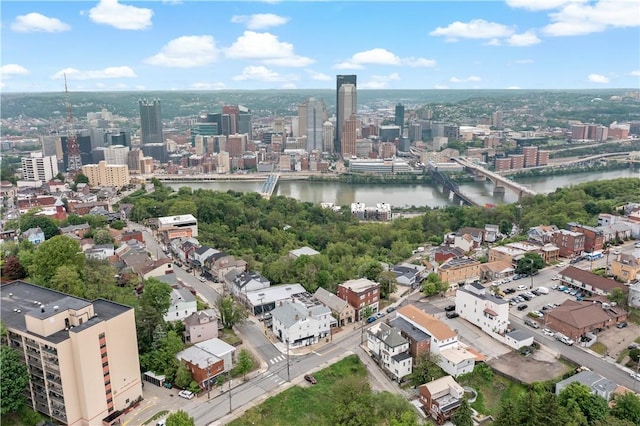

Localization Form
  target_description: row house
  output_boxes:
[442,233,474,254]
[566,222,604,253]
[599,222,633,243]
[610,254,640,284]
[433,246,465,264]
[478,260,514,283]
[437,258,481,289]
[119,230,144,245]
[183,310,219,344]
[189,245,220,269]
[207,255,247,283]
[225,270,270,298]
[527,224,559,244]
[391,263,427,288]
[67,200,109,216]
[175,338,236,390]
[172,238,201,264]
[598,213,638,239]
[366,322,412,382]
[271,297,335,348]
[163,286,198,322]
[551,229,585,258]
[59,223,91,239]
[337,278,380,320]
[558,266,629,298]
[455,282,510,335]
[313,287,356,326]
[484,224,500,243]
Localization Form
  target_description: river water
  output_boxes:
[167,168,639,208]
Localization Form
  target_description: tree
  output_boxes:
[2,255,26,280]
[28,236,84,286]
[19,214,59,240]
[408,353,444,387]
[330,376,373,426]
[174,363,193,389]
[452,398,473,426]
[515,253,545,275]
[493,397,523,426]
[110,220,125,230]
[558,382,608,424]
[234,349,254,380]
[136,279,172,351]
[92,228,114,245]
[357,259,383,281]
[165,409,195,426]
[378,270,398,300]
[608,288,627,307]
[422,273,448,297]
[0,345,30,415]
[216,296,247,329]
[611,392,640,425]
[50,265,84,297]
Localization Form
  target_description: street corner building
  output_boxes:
[1,280,143,426]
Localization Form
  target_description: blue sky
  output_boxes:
[1,0,639,92]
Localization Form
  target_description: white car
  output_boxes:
[635,242,640,248]
[542,328,555,336]
[555,262,565,268]
[612,249,621,255]
[531,310,544,318]
[551,275,560,281]
[178,390,195,400]
[198,277,207,282]
[631,372,640,381]
[516,285,527,291]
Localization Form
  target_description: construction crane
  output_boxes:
[64,73,82,173]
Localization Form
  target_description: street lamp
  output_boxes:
[529,258,535,290]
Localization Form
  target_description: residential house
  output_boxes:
[226,270,270,298]
[66,200,109,216]
[183,310,218,344]
[567,223,604,253]
[0,180,16,198]
[418,376,465,425]
[271,297,335,348]
[389,315,431,360]
[163,286,198,322]
[484,224,499,243]
[366,322,412,382]
[478,260,514,283]
[337,278,380,320]
[433,246,465,264]
[528,224,559,244]
[545,300,627,341]
[391,263,426,288]
[629,281,640,308]
[456,282,510,335]
[85,244,115,260]
[245,283,307,316]
[552,229,585,258]
[120,230,144,244]
[558,266,629,297]
[207,255,247,283]
[189,246,220,269]
[160,227,193,243]
[44,179,67,194]
[17,196,57,215]
[488,242,543,266]
[555,370,618,401]
[176,238,201,264]
[437,258,481,289]
[22,227,45,245]
[610,253,640,284]
[313,287,356,326]
[443,233,474,254]
[449,227,485,246]
[288,246,320,259]
[175,338,236,390]
[539,243,560,264]
[59,223,91,238]
[504,329,534,349]
[597,214,635,240]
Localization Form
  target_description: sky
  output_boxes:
[1,0,639,92]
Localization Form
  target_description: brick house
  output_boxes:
[545,300,627,341]
[551,229,585,258]
[419,376,465,425]
[567,223,604,253]
[337,278,380,320]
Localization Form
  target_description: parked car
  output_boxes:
[555,262,565,268]
[617,322,628,329]
[531,290,541,296]
[446,311,459,319]
[551,275,560,281]
[367,316,376,324]
[178,390,194,400]
[376,312,385,318]
[628,343,640,350]
[519,346,533,356]
[444,305,456,312]
[543,328,555,336]
[386,306,396,313]
[635,241,640,248]
[304,374,318,384]
[173,261,183,268]
[198,277,206,282]
[612,249,621,255]
[516,285,527,291]
[631,372,640,382]
[531,310,544,318]
[504,288,516,294]
[512,274,522,280]
[517,304,528,311]
[525,319,540,329]
[521,294,532,301]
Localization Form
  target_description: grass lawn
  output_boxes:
[219,328,242,346]
[458,366,528,415]
[590,341,607,355]
[229,355,368,426]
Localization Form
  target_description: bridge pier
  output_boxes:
[493,186,506,196]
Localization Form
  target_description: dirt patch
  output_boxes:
[488,349,571,384]
[594,323,640,358]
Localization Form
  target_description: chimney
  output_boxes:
[40,306,45,313]
[294,314,299,321]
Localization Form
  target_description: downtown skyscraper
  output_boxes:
[335,74,357,154]
[139,99,163,144]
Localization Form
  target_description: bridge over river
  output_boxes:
[453,157,538,200]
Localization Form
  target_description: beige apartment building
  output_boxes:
[81,160,130,189]
[1,281,143,425]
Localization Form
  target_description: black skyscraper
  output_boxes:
[335,74,357,153]
[395,103,405,132]
[139,99,163,144]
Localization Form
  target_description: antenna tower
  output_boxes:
[64,74,82,172]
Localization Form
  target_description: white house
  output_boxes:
[163,286,198,322]
[189,245,220,268]
[367,322,413,382]
[271,298,336,348]
[85,244,115,260]
[455,282,510,335]
[225,270,270,298]
[391,263,427,288]
[438,347,477,377]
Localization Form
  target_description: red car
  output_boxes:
[304,374,317,385]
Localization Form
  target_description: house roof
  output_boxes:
[439,347,477,365]
[456,227,484,238]
[339,278,379,293]
[183,310,215,327]
[60,223,91,233]
[391,352,412,363]
[397,304,457,341]
[555,371,617,396]
[245,283,307,306]
[479,260,514,274]
[371,322,408,348]
[548,300,617,329]
[22,227,43,237]
[170,287,196,305]
[289,246,320,257]
[421,375,463,395]
[176,337,235,369]
[507,329,533,342]
[314,287,350,313]
[559,266,628,294]
[271,301,307,328]
[389,317,431,342]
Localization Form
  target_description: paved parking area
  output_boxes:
[595,322,640,358]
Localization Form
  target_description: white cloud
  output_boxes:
[514,59,535,64]
[631,70,640,76]
[506,0,587,11]
[51,66,137,80]
[11,12,70,32]
[507,30,541,46]
[281,83,297,89]
[145,35,219,68]
[306,69,331,81]
[191,81,226,90]
[231,13,289,30]
[542,0,640,36]
[1,64,30,77]
[430,19,514,41]
[334,48,435,69]
[487,38,502,46]
[224,31,313,68]
[434,84,449,89]
[360,73,401,89]
[507,86,522,89]
[233,65,296,82]
[89,0,153,30]
[450,76,481,83]
[588,73,609,83]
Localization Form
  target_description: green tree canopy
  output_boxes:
[28,235,84,286]
[216,296,247,329]
[0,345,30,415]
[165,409,195,426]
[19,213,59,240]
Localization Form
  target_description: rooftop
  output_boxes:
[339,277,379,293]
[245,283,307,306]
[396,304,457,341]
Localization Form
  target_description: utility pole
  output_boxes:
[206,357,211,400]
[286,339,290,382]
[227,370,232,414]
[529,259,534,290]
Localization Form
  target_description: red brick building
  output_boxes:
[566,223,604,253]
[551,229,585,258]
[337,278,380,320]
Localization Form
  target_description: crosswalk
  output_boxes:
[263,370,286,385]
[268,355,285,365]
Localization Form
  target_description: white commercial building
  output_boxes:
[271,297,335,348]
[21,152,58,182]
[157,214,198,237]
[455,282,510,335]
[104,144,130,165]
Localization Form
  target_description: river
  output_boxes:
[167,168,639,208]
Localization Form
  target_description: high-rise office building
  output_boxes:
[222,105,239,135]
[335,75,357,153]
[139,99,163,144]
[323,121,335,153]
[395,104,405,133]
[492,111,503,128]
[301,97,326,152]
[21,152,59,182]
[104,145,130,166]
[342,113,360,158]
[237,106,252,138]
[338,84,357,153]
[1,280,143,425]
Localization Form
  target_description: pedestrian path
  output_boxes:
[262,370,286,386]
[268,355,285,365]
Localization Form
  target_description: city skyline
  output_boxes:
[1,0,639,93]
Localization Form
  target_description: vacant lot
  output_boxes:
[488,348,572,384]
[595,322,640,358]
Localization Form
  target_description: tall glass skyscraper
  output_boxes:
[335,74,357,154]
[139,99,163,144]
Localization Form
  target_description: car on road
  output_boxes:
[555,262,565,268]
[617,322,628,329]
[630,372,640,382]
[198,277,206,282]
[446,311,459,319]
[386,306,396,313]
[542,328,555,336]
[517,304,528,311]
[628,343,640,350]
[516,285,527,291]
[367,316,377,323]
[376,312,385,318]
[612,249,621,255]
[531,310,544,318]
[444,305,456,312]
[304,374,318,384]
[173,261,183,268]
[635,241,640,248]
[178,390,194,400]
[525,319,540,329]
